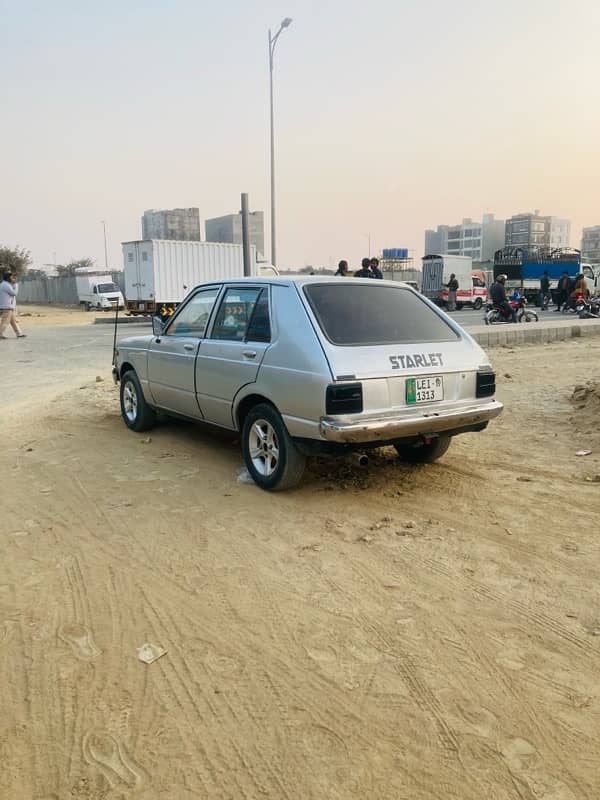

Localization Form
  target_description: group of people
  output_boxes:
[0,271,26,339]
[335,258,383,279]
[549,270,589,311]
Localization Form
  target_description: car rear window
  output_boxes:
[303,283,459,345]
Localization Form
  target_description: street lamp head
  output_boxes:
[281,17,292,28]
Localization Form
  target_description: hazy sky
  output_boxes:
[1,0,599,270]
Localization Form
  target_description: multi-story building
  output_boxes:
[141,208,201,241]
[205,211,265,259]
[424,213,505,262]
[581,226,600,264]
[504,212,570,249]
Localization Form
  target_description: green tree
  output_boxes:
[56,257,96,276]
[0,245,32,277]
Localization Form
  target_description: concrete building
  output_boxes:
[581,226,600,264]
[504,212,570,249]
[205,211,265,259]
[141,208,201,241]
[424,214,505,262]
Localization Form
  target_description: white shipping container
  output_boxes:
[421,255,473,299]
[122,240,256,314]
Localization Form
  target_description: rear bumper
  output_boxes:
[319,400,503,444]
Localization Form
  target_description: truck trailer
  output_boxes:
[122,240,257,317]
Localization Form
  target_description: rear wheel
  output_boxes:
[120,370,156,432]
[242,403,306,491]
[456,303,464,311]
[473,297,483,310]
[394,435,451,464]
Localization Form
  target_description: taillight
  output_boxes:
[476,371,496,398]
[326,383,363,415]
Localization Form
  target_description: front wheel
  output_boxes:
[120,370,156,432]
[242,403,306,491]
[519,310,538,323]
[473,298,483,310]
[394,435,451,464]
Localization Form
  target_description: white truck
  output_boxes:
[122,239,263,317]
[421,255,487,310]
[75,268,124,311]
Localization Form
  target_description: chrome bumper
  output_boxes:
[319,400,503,444]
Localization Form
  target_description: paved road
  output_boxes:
[0,321,150,410]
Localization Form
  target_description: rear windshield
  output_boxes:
[303,283,459,346]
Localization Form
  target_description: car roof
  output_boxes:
[189,276,416,290]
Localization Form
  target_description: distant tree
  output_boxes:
[56,257,96,276]
[24,269,48,279]
[0,245,32,277]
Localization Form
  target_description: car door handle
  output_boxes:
[183,344,195,351]
[243,350,257,359]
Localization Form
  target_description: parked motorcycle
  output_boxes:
[484,296,539,325]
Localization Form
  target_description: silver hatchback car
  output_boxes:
[113,277,502,490]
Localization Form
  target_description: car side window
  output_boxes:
[246,290,271,342]
[165,288,220,338]
[211,288,263,341]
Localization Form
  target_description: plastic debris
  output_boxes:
[137,643,167,664]
[236,468,254,484]
[576,449,592,457]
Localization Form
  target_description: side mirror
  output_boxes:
[152,316,165,337]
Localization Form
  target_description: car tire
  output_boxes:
[120,370,156,432]
[85,303,91,312]
[242,403,306,491]
[473,298,483,310]
[394,435,451,464]
[456,303,464,311]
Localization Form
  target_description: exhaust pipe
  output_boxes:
[351,452,369,468]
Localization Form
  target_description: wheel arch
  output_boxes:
[235,393,277,432]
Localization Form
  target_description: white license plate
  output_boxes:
[406,375,444,404]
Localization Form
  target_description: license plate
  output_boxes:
[406,375,444,404]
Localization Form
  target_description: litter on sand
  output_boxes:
[236,468,254,484]
[575,450,593,457]
[136,643,167,664]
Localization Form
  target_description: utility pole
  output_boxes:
[101,220,109,270]
[268,17,292,268]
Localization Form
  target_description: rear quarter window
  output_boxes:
[304,283,460,345]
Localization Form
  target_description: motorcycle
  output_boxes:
[574,297,600,319]
[484,295,539,325]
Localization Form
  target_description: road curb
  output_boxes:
[471,320,600,348]
[93,316,150,325]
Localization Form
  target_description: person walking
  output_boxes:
[335,260,350,277]
[445,273,459,311]
[556,271,570,311]
[369,258,383,279]
[354,258,373,278]
[540,270,550,310]
[0,272,26,339]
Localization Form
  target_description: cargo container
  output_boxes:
[421,255,485,309]
[122,240,257,316]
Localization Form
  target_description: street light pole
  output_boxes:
[363,233,372,257]
[101,220,109,270]
[268,17,292,269]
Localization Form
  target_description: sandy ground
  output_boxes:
[1,337,600,799]
[16,303,90,327]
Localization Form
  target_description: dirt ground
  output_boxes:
[17,303,89,327]
[1,336,600,800]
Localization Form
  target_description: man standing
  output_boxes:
[0,272,26,339]
[335,260,350,277]
[445,273,459,311]
[540,270,550,310]
[556,271,570,312]
[354,258,373,278]
[369,258,383,279]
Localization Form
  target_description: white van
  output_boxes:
[75,269,124,311]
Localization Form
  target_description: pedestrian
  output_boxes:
[0,271,26,339]
[354,258,373,278]
[556,271,570,312]
[335,260,350,277]
[445,273,459,311]
[369,257,383,279]
[540,270,550,310]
